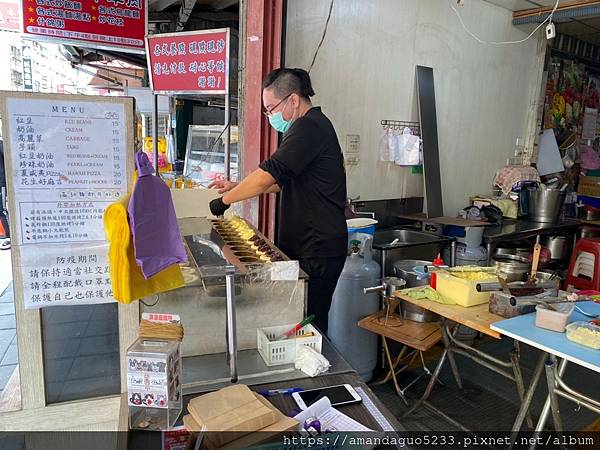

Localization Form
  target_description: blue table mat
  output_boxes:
[491,301,600,372]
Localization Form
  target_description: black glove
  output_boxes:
[210,197,230,217]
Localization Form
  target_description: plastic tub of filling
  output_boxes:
[566,321,600,349]
[535,303,575,333]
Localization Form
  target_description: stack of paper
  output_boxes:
[294,397,373,432]
[183,384,298,449]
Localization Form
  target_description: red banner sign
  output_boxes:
[20,0,147,54]
[146,29,230,95]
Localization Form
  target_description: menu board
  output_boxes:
[1,92,133,309]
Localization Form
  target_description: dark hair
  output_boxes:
[262,68,315,100]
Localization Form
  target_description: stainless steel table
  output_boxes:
[482,219,580,264]
[181,334,354,395]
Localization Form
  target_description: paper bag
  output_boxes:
[185,394,298,450]
[187,384,278,448]
[213,394,298,450]
[183,414,202,432]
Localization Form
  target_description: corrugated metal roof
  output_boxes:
[513,5,600,25]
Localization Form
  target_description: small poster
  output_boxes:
[162,426,190,450]
[146,28,229,94]
[127,356,169,408]
[20,243,112,309]
[127,345,181,409]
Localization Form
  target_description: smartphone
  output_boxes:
[292,384,362,410]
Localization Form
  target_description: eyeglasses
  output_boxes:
[263,93,292,117]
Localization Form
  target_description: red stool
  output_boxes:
[565,237,600,291]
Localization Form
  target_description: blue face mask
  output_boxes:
[268,96,293,133]
[268,112,293,133]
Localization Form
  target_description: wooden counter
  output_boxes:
[394,293,504,339]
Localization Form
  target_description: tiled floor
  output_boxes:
[0,283,17,395]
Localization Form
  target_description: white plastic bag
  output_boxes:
[394,128,421,166]
[295,345,330,377]
[166,133,176,164]
[379,128,393,162]
[379,129,394,162]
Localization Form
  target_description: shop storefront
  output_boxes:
[0,1,599,449]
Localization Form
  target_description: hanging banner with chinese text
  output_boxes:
[1,92,133,309]
[20,0,147,54]
[146,28,230,95]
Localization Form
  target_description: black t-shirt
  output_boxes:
[259,107,347,259]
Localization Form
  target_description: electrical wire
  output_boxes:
[448,0,560,45]
[308,0,335,73]
[140,295,160,307]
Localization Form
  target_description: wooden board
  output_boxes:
[358,312,442,352]
[579,219,600,226]
[394,294,504,339]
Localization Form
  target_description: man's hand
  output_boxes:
[209,197,231,217]
[208,179,238,194]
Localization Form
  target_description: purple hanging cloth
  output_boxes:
[128,151,187,279]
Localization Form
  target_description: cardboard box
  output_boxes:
[183,394,298,450]
[187,384,278,448]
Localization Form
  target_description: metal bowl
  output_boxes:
[493,254,530,265]
[493,254,530,282]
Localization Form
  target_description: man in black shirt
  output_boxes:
[209,68,347,334]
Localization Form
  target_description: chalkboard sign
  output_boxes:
[183,124,238,186]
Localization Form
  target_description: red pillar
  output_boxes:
[241,0,283,239]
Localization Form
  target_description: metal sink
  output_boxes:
[371,228,454,276]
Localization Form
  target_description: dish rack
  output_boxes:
[257,324,322,366]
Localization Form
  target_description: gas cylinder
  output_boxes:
[328,238,380,381]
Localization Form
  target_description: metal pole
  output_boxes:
[529,358,568,450]
[443,325,463,389]
[225,266,237,383]
[224,92,231,180]
[510,352,548,434]
[545,358,564,434]
[510,341,534,429]
[402,319,452,419]
[153,93,159,176]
